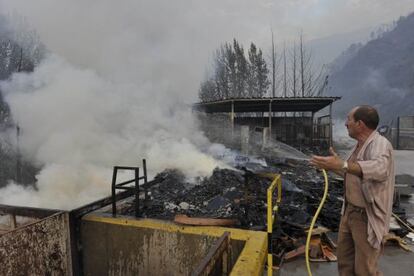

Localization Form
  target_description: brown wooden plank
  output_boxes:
[174,214,238,226]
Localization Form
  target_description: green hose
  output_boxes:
[305,169,329,276]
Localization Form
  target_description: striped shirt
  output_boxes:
[343,131,395,249]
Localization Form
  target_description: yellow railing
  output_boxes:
[259,173,282,276]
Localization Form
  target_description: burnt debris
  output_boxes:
[123,158,345,234]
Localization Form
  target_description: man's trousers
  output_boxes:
[337,203,382,276]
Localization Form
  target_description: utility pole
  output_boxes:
[283,42,287,97]
[292,42,297,98]
[300,31,305,97]
[271,29,276,97]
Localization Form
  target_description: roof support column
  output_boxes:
[311,111,314,147]
[9,214,16,229]
[268,101,272,140]
[329,102,333,147]
[231,100,234,139]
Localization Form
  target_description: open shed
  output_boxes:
[194,96,341,148]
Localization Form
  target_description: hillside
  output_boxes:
[328,12,414,124]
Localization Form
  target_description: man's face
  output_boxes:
[345,108,360,138]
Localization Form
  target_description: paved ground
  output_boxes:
[277,245,414,276]
[277,150,414,275]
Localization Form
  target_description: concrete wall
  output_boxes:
[235,116,313,143]
[81,219,245,276]
[198,113,323,150]
[0,212,72,276]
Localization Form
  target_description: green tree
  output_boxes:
[248,43,270,97]
[247,43,258,97]
[199,39,270,101]
[233,39,248,97]
[255,48,270,97]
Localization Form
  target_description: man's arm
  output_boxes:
[357,141,393,182]
[309,147,362,177]
[331,168,345,177]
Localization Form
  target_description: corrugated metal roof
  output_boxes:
[193,96,341,113]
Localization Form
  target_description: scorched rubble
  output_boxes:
[125,158,345,233]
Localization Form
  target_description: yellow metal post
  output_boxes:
[261,173,282,276]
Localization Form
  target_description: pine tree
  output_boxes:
[225,43,237,98]
[214,45,230,99]
[233,39,248,97]
[255,48,270,97]
[198,79,217,102]
[248,43,259,97]
[198,39,270,101]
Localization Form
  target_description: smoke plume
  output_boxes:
[0,1,236,209]
[0,0,412,209]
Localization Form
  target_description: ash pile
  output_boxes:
[124,157,344,233]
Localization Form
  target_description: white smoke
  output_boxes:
[0,52,228,209]
[332,119,354,155]
[0,1,239,209]
[0,0,412,209]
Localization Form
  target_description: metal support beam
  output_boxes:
[268,101,272,140]
[111,167,118,216]
[0,205,58,219]
[143,159,149,205]
[111,164,144,217]
[230,101,234,139]
[134,168,140,217]
[311,112,314,147]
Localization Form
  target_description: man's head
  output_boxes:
[345,105,379,139]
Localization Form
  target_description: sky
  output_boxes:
[0,0,412,209]
[1,1,414,94]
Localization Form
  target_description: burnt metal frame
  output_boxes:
[65,158,163,275]
[111,159,148,218]
[0,205,61,232]
[69,166,163,276]
[191,231,231,276]
[0,205,59,219]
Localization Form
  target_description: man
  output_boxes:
[310,105,394,276]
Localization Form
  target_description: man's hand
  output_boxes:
[309,147,344,171]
